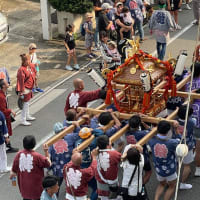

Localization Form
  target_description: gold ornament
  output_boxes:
[130,67,137,74]
[101,68,111,79]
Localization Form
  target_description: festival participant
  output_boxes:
[95,135,121,200]
[10,135,51,200]
[29,43,43,93]
[121,144,144,200]
[90,111,121,137]
[48,122,80,196]
[0,111,9,173]
[149,0,176,60]
[64,78,105,114]
[176,105,195,189]
[41,175,59,200]
[149,121,179,200]
[16,54,36,126]
[63,150,97,200]
[126,115,152,184]
[185,62,200,176]
[0,79,18,153]
[126,0,145,43]
[75,127,104,200]
[0,67,10,85]
[194,44,200,62]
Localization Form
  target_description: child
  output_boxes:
[40,175,59,200]
[84,13,97,59]
[149,0,176,60]
[29,43,43,93]
[149,121,179,200]
[64,25,80,71]
[176,105,195,190]
[107,41,121,67]
[0,111,9,173]
[120,6,134,40]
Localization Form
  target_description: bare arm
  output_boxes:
[115,19,132,29]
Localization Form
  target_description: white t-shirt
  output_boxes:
[121,144,144,196]
[30,52,37,64]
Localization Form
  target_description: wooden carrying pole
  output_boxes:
[45,91,124,147]
[78,107,176,124]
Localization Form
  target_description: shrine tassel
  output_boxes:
[171,79,177,97]
[142,91,152,113]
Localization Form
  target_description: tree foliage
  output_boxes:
[48,0,93,14]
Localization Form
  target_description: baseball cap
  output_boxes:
[116,2,123,7]
[79,127,92,139]
[85,12,93,18]
[29,43,37,50]
[101,3,112,10]
[53,122,64,134]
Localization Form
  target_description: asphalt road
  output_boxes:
[0,3,200,200]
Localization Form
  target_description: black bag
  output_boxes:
[118,165,138,198]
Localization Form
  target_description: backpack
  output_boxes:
[80,22,89,36]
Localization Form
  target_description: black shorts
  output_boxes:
[143,161,152,172]
[167,0,181,11]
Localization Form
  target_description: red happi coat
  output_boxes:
[0,90,12,136]
[63,160,97,199]
[16,64,36,102]
[12,149,50,199]
[64,89,101,114]
[95,149,121,197]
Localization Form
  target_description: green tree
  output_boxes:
[48,0,93,14]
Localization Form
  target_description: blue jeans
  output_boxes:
[88,177,98,200]
[94,17,99,47]
[157,42,166,60]
[133,19,144,40]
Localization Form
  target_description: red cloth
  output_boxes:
[64,89,101,114]
[12,149,50,199]
[95,150,121,197]
[0,90,12,136]
[195,45,200,62]
[63,160,97,197]
[16,64,36,102]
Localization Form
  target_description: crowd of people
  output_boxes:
[0,0,200,200]
[63,0,199,70]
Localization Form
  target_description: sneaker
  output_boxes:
[179,8,182,11]
[6,147,19,153]
[73,64,80,70]
[186,4,191,9]
[139,39,144,43]
[0,169,10,173]
[32,88,38,93]
[193,20,199,25]
[195,167,200,176]
[87,54,94,59]
[170,28,175,32]
[176,24,182,30]
[179,183,192,190]
[65,65,73,71]
[26,116,36,121]
[21,121,31,126]
[91,53,98,57]
[93,46,100,51]
[36,87,44,92]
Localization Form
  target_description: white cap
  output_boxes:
[101,3,112,10]
[116,2,123,7]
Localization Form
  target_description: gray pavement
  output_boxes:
[0,1,200,200]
